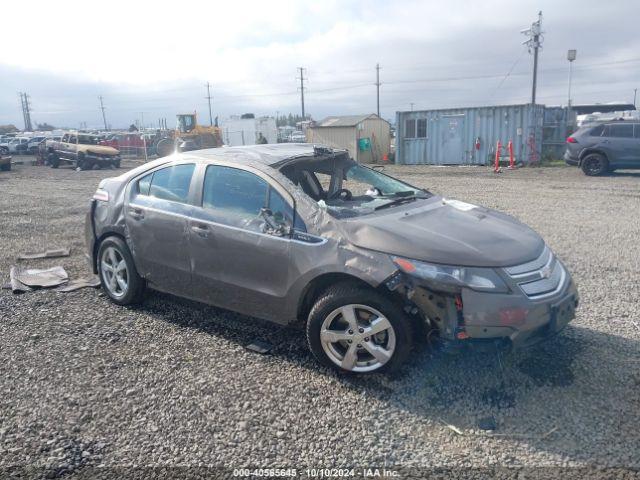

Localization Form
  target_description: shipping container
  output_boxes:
[395,104,544,165]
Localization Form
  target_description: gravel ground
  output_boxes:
[0,159,639,476]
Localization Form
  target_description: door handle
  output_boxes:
[128,207,145,220]
[191,223,209,237]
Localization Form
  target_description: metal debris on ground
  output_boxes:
[17,247,71,260]
[9,266,68,293]
[245,339,274,354]
[477,416,497,431]
[56,276,101,293]
[438,418,464,436]
[486,426,558,439]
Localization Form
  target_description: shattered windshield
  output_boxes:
[282,159,430,218]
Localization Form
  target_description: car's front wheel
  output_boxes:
[97,236,145,305]
[306,283,412,374]
[581,153,608,176]
[48,153,60,168]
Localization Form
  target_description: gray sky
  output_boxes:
[2,0,639,129]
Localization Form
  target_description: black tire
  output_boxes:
[49,153,60,168]
[97,236,145,306]
[581,153,608,176]
[113,159,121,168]
[156,138,175,158]
[306,282,413,374]
[0,163,10,172]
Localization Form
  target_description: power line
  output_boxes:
[490,48,528,99]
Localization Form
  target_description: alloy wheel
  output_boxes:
[585,157,603,175]
[100,246,129,298]
[320,304,396,373]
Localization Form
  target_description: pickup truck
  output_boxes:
[46,133,121,170]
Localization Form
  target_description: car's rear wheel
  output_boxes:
[581,153,608,176]
[76,153,87,171]
[306,283,412,374]
[97,236,145,305]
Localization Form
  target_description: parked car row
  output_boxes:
[0,135,60,155]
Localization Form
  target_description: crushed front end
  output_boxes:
[386,245,578,352]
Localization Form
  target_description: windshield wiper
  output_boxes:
[374,195,420,211]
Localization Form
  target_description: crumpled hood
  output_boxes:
[339,196,544,267]
[79,145,120,156]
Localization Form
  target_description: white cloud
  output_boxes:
[1,0,639,127]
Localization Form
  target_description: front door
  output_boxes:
[439,115,465,164]
[125,163,196,295]
[188,164,293,321]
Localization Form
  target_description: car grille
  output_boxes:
[503,246,565,299]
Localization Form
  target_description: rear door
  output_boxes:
[125,162,196,296]
[602,123,636,166]
[188,163,294,321]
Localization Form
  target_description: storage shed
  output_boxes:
[395,104,544,165]
[306,114,390,163]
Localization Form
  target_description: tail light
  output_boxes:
[566,137,577,144]
[93,189,109,202]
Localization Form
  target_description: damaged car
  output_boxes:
[85,144,578,373]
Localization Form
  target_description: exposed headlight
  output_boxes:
[391,256,509,293]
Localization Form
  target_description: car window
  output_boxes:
[202,165,303,232]
[203,166,268,217]
[405,119,416,138]
[588,125,605,136]
[138,172,152,196]
[605,124,634,138]
[144,164,195,203]
[268,187,306,232]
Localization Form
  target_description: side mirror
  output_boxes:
[260,207,292,237]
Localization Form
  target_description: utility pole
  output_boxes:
[375,63,381,117]
[19,93,26,130]
[566,50,577,133]
[410,103,415,111]
[522,11,543,104]
[19,92,33,131]
[205,82,213,126]
[634,88,637,107]
[99,95,108,131]
[24,93,32,131]
[297,67,306,119]
[137,112,147,130]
